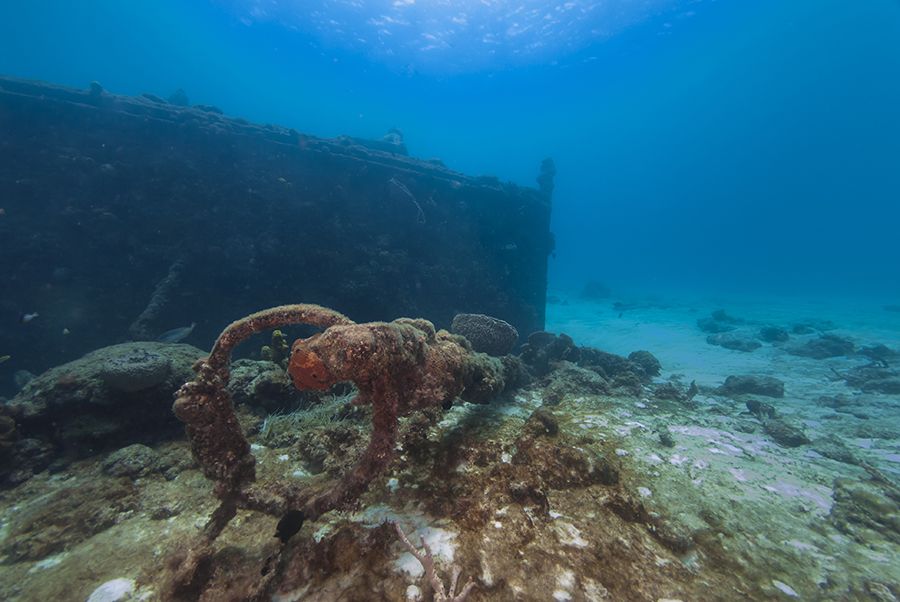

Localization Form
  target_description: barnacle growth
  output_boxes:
[169,304,516,597]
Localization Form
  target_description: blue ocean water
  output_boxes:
[3,0,898,298]
[2,4,900,600]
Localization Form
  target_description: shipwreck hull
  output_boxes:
[0,76,552,389]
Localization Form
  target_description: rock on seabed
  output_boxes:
[86,578,135,602]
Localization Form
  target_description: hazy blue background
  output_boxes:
[2,0,899,298]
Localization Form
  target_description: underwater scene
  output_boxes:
[1,1,899,600]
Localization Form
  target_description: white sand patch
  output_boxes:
[350,505,459,571]
[396,552,425,578]
[393,523,460,577]
[582,578,611,599]
[554,521,589,548]
[761,480,832,513]
[645,453,663,465]
[669,454,690,466]
[578,415,609,429]
[772,580,800,597]
[479,549,495,586]
[728,468,749,482]
[553,568,576,600]
[27,553,65,573]
[784,539,819,552]
[86,578,135,602]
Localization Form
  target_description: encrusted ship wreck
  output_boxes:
[0,76,553,391]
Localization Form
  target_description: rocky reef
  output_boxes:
[0,302,898,601]
[0,342,202,485]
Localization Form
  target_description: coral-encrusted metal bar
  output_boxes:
[172,305,512,546]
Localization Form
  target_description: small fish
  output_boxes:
[62,328,70,335]
[157,322,195,343]
[20,312,39,324]
[0,355,10,364]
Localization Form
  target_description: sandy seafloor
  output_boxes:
[547,288,900,486]
[548,291,900,397]
[545,290,900,594]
